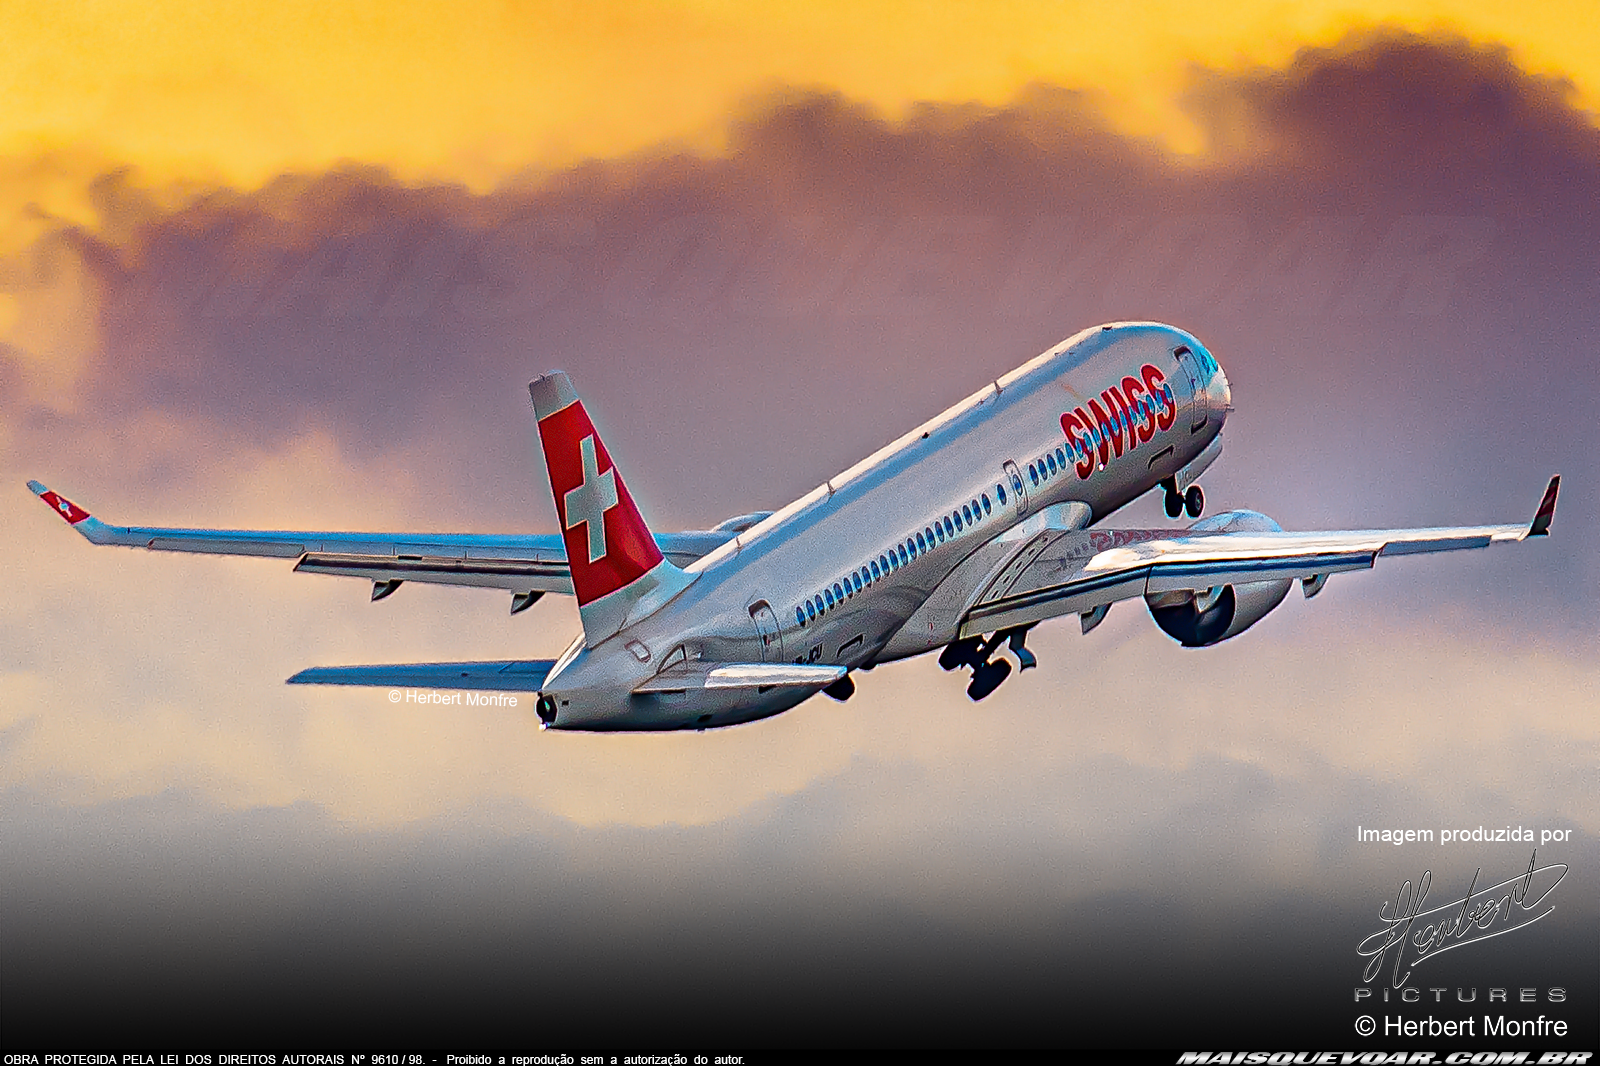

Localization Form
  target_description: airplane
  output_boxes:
[30,321,1559,732]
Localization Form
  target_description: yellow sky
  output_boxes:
[3,0,1597,193]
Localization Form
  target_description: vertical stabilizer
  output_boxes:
[530,373,694,643]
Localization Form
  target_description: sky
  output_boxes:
[2,1,1597,1049]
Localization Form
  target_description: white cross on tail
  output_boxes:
[564,434,618,563]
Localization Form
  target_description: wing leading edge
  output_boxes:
[964,476,1560,637]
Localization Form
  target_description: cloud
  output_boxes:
[0,32,1591,543]
[2,762,1594,1045]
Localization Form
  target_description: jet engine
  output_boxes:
[1145,510,1291,647]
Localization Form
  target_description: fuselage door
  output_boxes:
[748,599,783,662]
[1003,460,1029,517]
[1174,345,1208,434]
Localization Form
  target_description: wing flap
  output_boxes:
[1143,549,1378,590]
[287,660,556,691]
[966,567,1151,636]
[294,552,575,593]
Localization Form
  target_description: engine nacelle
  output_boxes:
[1145,509,1291,647]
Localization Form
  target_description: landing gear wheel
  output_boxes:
[1184,484,1204,519]
[939,636,981,671]
[966,658,1012,702]
[1164,490,1184,519]
[823,675,856,702]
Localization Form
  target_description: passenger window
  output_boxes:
[833,582,844,601]
[962,504,972,525]
[996,483,1006,505]
[1046,453,1057,475]
[913,533,924,552]
[953,511,962,531]
[853,572,863,592]
[944,516,954,536]
[925,526,935,545]
[795,607,806,627]
[934,523,945,543]
[982,494,991,515]
[1056,447,1066,468]
[806,600,816,621]
[824,588,834,608]
[871,560,881,580]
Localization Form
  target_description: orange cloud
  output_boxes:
[1,0,1597,190]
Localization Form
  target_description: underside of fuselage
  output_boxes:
[550,685,818,732]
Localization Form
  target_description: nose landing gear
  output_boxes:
[1162,478,1205,519]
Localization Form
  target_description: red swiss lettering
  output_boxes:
[1142,363,1175,431]
[1086,394,1125,461]
[1121,376,1154,443]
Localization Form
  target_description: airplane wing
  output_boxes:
[27,480,733,606]
[287,660,557,691]
[963,476,1560,637]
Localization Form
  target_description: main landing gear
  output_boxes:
[1162,477,1204,519]
[939,626,1035,701]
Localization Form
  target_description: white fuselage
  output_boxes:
[542,321,1229,730]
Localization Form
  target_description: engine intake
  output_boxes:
[1144,509,1291,647]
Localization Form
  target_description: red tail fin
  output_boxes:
[529,373,692,642]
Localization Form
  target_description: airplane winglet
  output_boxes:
[1528,475,1560,537]
[27,480,116,543]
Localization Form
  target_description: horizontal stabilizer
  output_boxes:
[287,660,555,691]
[634,662,846,693]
